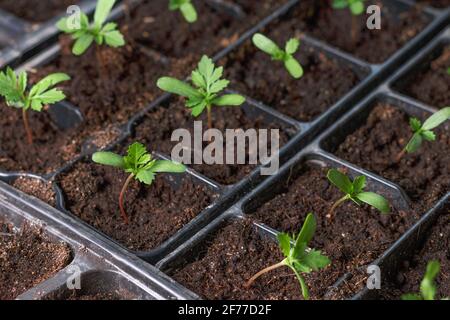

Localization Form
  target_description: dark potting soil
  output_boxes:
[248,164,421,298]
[289,0,429,64]
[0,219,72,300]
[380,211,450,300]
[416,0,450,8]
[333,103,450,212]
[132,100,291,185]
[396,45,450,109]
[170,219,309,300]
[223,39,361,122]
[11,177,56,207]
[0,0,75,23]
[66,292,127,301]
[58,161,217,252]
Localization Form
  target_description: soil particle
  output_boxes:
[11,177,56,207]
[415,0,450,8]
[0,0,75,22]
[0,219,72,300]
[58,161,217,252]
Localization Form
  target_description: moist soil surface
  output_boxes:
[416,0,450,8]
[246,164,421,298]
[396,45,450,109]
[58,161,217,252]
[333,103,450,212]
[0,0,75,22]
[289,0,429,64]
[0,219,72,300]
[380,211,450,300]
[11,177,56,207]
[132,100,291,185]
[223,38,361,122]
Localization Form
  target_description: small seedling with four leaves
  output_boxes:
[57,0,125,56]
[397,107,450,162]
[252,33,304,79]
[332,0,366,41]
[402,260,448,300]
[0,67,70,145]
[326,169,390,219]
[92,142,186,224]
[245,213,330,300]
[169,0,197,23]
[157,55,246,131]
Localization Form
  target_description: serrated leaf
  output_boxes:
[300,249,331,272]
[353,175,366,194]
[209,79,229,94]
[421,130,436,141]
[29,73,70,97]
[409,117,422,132]
[327,169,353,195]
[136,170,155,185]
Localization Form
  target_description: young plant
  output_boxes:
[92,142,186,224]
[0,67,70,145]
[245,213,330,300]
[169,0,197,23]
[402,260,448,300]
[57,0,125,56]
[157,55,246,131]
[252,33,303,79]
[447,67,450,75]
[332,0,366,41]
[397,107,450,162]
[326,169,390,219]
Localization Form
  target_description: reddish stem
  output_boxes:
[396,149,406,163]
[245,260,286,289]
[119,174,134,224]
[22,108,33,145]
[206,105,212,142]
[326,195,348,220]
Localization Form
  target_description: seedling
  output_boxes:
[57,0,125,56]
[402,261,448,300]
[252,33,303,79]
[326,169,390,219]
[92,142,186,224]
[157,55,246,131]
[0,67,70,145]
[245,213,330,300]
[169,0,197,23]
[397,107,450,162]
[332,0,366,41]
[447,67,450,75]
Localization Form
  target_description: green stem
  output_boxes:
[245,260,286,288]
[291,266,309,300]
[119,173,134,224]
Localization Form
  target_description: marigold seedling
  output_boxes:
[57,0,125,56]
[251,33,303,79]
[402,261,448,300]
[157,55,246,130]
[169,0,197,23]
[332,0,366,41]
[0,67,70,145]
[397,107,450,161]
[245,213,330,300]
[92,142,186,224]
[326,169,390,219]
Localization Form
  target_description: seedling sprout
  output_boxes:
[252,33,304,79]
[245,213,330,300]
[402,260,448,300]
[0,67,70,145]
[326,169,390,219]
[92,142,186,224]
[169,0,197,23]
[332,0,366,41]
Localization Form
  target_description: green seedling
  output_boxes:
[92,142,186,224]
[397,107,450,161]
[332,0,366,41]
[251,33,303,79]
[0,67,70,145]
[402,261,448,300]
[169,0,197,23]
[245,213,330,300]
[157,55,246,131]
[326,169,390,219]
[57,0,125,56]
[447,67,450,75]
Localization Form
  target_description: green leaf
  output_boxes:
[136,170,155,185]
[352,175,366,194]
[209,79,229,94]
[327,169,353,195]
[180,2,197,23]
[296,213,316,247]
[94,0,116,28]
[405,132,423,154]
[211,94,246,106]
[284,57,304,79]
[355,192,390,214]
[157,77,201,99]
[422,107,450,131]
[0,67,25,105]
[421,261,440,300]
[277,233,291,257]
[421,130,436,142]
[30,88,66,111]
[124,142,149,170]
[332,0,349,9]
[197,55,215,86]
[92,151,125,168]
[252,33,283,58]
[285,38,300,55]
[401,293,422,301]
[72,34,95,55]
[350,1,364,15]
[409,117,422,132]
[29,73,70,97]
[300,249,331,272]
[191,100,207,117]
[103,30,125,47]
[151,160,186,173]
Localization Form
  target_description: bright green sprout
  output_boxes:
[326,169,390,218]
[397,107,450,160]
[402,261,449,300]
[92,142,186,224]
[245,213,330,300]
[252,33,303,79]
[169,0,197,23]
[332,0,366,15]
[447,67,450,75]
[57,0,125,55]
[157,55,246,130]
[0,67,70,145]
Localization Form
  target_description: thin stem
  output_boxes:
[327,195,349,220]
[119,173,134,225]
[22,108,33,145]
[245,260,286,288]
[396,149,406,163]
[206,105,212,142]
